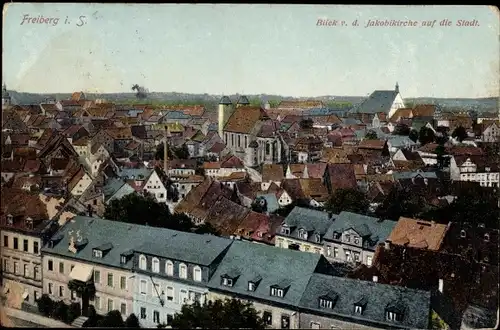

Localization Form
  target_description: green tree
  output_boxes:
[104,193,205,233]
[171,298,266,329]
[376,186,429,221]
[53,300,69,323]
[125,313,140,328]
[97,310,126,328]
[193,222,221,236]
[83,305,102,328]
[393,123,411,136]
[452,125,468,142]
[155,143,190,160]
[364,130,378,140]
[409,129,419,143]
[37,294,55,317]
[272,199,313,217]
[418,126,436,145]
[324,188,369,215]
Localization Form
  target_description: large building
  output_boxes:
[354,83,406,119]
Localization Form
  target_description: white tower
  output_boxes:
[218,96,233,139]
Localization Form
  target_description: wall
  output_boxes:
[300,311,384,330]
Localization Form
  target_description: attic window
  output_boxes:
[93,250,103,258]
[460,230,466,238]
[120,250,133,264]
[281,226,290,235]
[319,294,337,309]
[484,234,490,242]
[298,229,308,240]
[248,282,256,292]
[270,287,284,298]
[221,277,233,287]
[386,311,403,322]
[92,243,113,259]
[7,214,13,225]
[354,297,367,315]
[314,234,321,243]
[385,301,406,322]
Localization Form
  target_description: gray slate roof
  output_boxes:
[42,216,233,269]
[299,273,431,329]
[279,207,335,243]
[324,212,396,250]
[206,240,325,307]
[355,90,399,114]
[393,171,438,180]
[237,95,250,105]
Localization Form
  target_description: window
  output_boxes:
[140,307,147,319]
[152,258,160,273]
[222,277,233,287]
[34,291,39,302]
[367,256,373,266]
[24,264,29,277]
[179,263,187,279]
[281,314,290,329]
[14,262,19,274]
[386,311,403,322]
[153,310,160,323]
[311,322,321,329]
[263,311,272,326]
[48,283,53,295]
[354,252,360,262]
[354,237,359,245]
[345,250,352,261]
[298,229,308,240]
[166,286,174,301]
[354,305,363,314]
[248,282,256,291]
[270,287,284,297]
[120,276,126,290]
[167,315,173,325]
[94,270,101,284]
[333,247,338,258]
[140,280,147,294]
[93,250,103,258]
[193,266,202,282]
[48,260,53,271]
[59,285,64,297]
[3,235,7,247]
[23,239,28,252]
[33,241,39,254]
[71,290,76,300]
[13,237,18,249]
[484,234,490,242]
[139,255,147,270]
[319,298,334,309]
[345,234,350,242]
[107,299,113,312]
[107,273,114,287]
[121,303,126,315]
[281,227,290,235]
[59,262,64,274]
[34,266,39,279]
[95,296,101,310]
[165,260,174,275]
[180,290,188,304]
[3,259,8,273]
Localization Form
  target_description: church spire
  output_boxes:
[395,82,400,94]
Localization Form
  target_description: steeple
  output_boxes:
[395,82,400,94]
[2,83,12,109]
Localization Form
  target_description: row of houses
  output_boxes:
[1,211,431,329]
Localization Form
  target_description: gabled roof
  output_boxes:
[388,217,449,251]
[262,164,284,182]
[223,106,269,134]
[236,95,250,105]
[299,273,430,329]
[281,207,333,238]
[355,90,400,114]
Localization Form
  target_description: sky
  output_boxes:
[3,4,499,98]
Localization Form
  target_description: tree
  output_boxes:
[418,126,435,145]
[324,188,369,215]
[83,305,102,328]
[299,118,314,129]
[68,302,82,323]
[364,130,378,140]
[53,300,69,323]
[171,298,266,329]
[251,197,267,213]
[409,129,419,143]
[393,123,411,136]
[97,310,126,328]
[376,186,430,221]
[452,126,468,142]
[155,143,190,160]
[104,193,209,234]
[272,199,312,217]
[125,313,140,328]
[175,143,190,159]
[193,222,220,236]
[37,294,55,317]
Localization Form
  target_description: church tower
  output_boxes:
[2,83,12,110]
[236,95,250,108]
[218,95,233,139]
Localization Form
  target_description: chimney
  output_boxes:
[438,279,444,293]
[384,240,391,250]
[373,275,378,283]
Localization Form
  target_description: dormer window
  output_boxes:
[460,230,466,238]
[386,311,403,322]
[248,282,256,291]
[248,275,261,292]
[281,226,290,235]
[354,297,367,315]
[222,277,233,287]
[484,234,490,242]
[319,296,335,309]
[92,243,113,259]
[270,287,284,297]
[221,270,240,288]
[25,217,33,229]
[7,214,13,225]
[120,250,133,264]
[298,229,308,240]
[385,301,406,322]
[314,234,321,243]
[345,234,350,242]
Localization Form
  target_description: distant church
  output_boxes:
[218,95,286,167]
[355,82,406,119]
